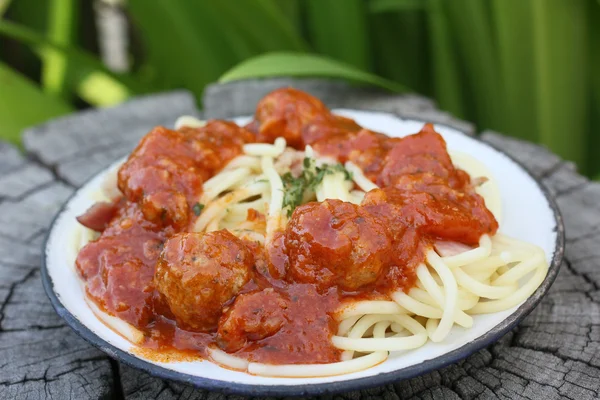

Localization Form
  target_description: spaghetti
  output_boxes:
[73,88,548,378]
[181,132,547,376]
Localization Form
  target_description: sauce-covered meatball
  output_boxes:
[217,289,288,353]
[362,185,497,245]
[252,88,329,148]
[284,200,393,291]
[76,202,164,328]
[379,124,469,189]
[314,128,393,182]
[154,231,253,332]
[118,122,253,229]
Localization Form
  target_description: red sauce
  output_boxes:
[75,88,498,366]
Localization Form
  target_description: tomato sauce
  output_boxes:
[75,88,498,366]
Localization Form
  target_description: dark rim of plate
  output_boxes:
[40,112,565,397]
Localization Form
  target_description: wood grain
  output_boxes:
[1,79,597,399]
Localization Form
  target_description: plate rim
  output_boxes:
[40,111,565,397]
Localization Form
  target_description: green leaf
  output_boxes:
[212,0,307,52]
[75,72,132,107]
[0,20,143,94]
[491,0,537,140]
[128,0,289,100]
[219,52,408,92]
[273,0,303,37]
[0,18,136,106]
[369,10,431,96]
[425,0,465,117]
[126,0,237,97]
[0,61,73,145]
[588,0,600,176]
[0,0,12,17]
[369,0,428,13]
[1,0,49,79]
[305,0,371,70]
[444,0,505,129]
[41,0,78,98]
[532,0,589,166]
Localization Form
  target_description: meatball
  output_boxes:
[154,231,253,331]
[314,128,391,182]
[76,202,164,328]
[217,289,288,353]
[117,127,204,229]
[379,124,469,189]
[253,88,331,148]
[301,115,361,147]
[189,120,255,164]
[252,88,367,150]
[118,123,253,229]
[284,200,393,291]
[363,185,497,245]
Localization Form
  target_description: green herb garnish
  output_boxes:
[280,158,352,217]
[192,202,204,216]
[281,172,307,215]
[303,157,311,169]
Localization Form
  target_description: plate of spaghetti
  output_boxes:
[42,88,563,396]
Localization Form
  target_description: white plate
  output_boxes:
[42,110,564,396]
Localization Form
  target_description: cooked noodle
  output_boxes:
[75,134,548,378]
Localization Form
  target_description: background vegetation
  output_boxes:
[0,0,598,177]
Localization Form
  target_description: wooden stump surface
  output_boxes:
[1,78,598,400]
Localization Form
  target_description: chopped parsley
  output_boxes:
[280,158,352,217]
[192,202,204,216]
[303,157,311,169]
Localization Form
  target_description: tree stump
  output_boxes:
[1,79,597,400]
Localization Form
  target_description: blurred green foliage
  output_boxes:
[0,0,598,177]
